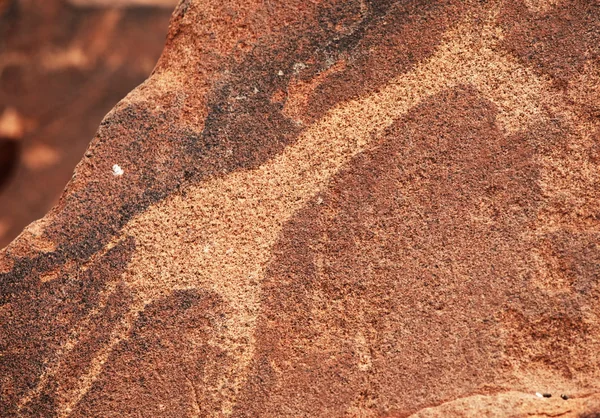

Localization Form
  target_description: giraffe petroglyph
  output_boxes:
[20,6,581,416]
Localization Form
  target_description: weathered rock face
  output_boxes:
[0,0,175,248]
[1,0,600,416]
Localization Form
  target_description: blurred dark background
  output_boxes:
[0,0,177,248]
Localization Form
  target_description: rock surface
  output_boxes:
[1,0,600,416]
[0,0,174,248]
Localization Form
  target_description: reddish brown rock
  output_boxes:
[0,0,174,248]
[1,0,600,417]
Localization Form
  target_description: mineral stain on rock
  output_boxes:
[1,0,600,417]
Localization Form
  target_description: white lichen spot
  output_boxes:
[112,164,124,176]
[293,62,307,74]
[316,196,324,205]
[277,70,284,76]
[253,87,259,94]
[535,392,543,398]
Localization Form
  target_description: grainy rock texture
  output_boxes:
[0,0,174,248]
[1,0,600,416]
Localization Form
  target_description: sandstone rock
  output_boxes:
[67,0,178,7]
[0,0,173,248]
[1,0,600,416]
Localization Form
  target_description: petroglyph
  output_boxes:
[19,8,588,416]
